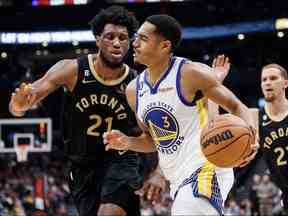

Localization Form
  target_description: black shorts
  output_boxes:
[68,155,142,216]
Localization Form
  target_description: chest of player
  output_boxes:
[261,123,288,169]
[261,120,288,150]
[72,82,131,120]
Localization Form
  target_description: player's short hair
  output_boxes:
[89,5,138,38]
[262,64,288,80]
[145,14,182,53]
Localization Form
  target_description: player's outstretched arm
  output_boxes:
[184,62,252,126]
[182,63,259,164]
[103,79,156,153]
[9,59,78,117]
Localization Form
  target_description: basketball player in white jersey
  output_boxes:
[104,15,258,215]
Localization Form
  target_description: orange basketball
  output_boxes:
[200,114,254,168]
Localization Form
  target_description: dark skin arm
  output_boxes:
[9,59,78,116]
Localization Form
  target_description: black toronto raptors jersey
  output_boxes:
[259,107,288,188]
[63,55,138,164]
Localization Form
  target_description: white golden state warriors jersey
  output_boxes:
[135,57,233,196]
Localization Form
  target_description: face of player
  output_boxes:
[261,68,287,102]
[132,22,169,66]
[96,24,130,69]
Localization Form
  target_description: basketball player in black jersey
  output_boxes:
[255,64,288,210]
[9,6,165,216]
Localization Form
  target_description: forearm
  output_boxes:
[127,132,157,153]
[215,86,254,127]
[207,99,219,121]
[233,103,254,127]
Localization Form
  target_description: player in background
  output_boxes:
[249,64,288,211]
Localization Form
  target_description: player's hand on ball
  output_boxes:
[103,130,131,151]
[10,83,36,112]
[135,171,167,204]
[237,127,259,167]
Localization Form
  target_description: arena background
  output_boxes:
[0,0,287,215]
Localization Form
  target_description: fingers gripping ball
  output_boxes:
[200,114,255,168]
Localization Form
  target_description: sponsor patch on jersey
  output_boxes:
[158,87,174,93]
[262,120,273,127]
[82,69,97,84]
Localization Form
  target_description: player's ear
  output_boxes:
[96,35,101,47]
[284,79,288,89]
[161,40,172,53]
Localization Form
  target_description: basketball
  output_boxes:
[200,114,254,168]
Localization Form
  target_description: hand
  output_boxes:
[103,130,131,151]
[10,83,36,112]
[212,55,231,83]
[237,127,259,167]
[135,171,167,204]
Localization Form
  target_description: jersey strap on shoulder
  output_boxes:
[76,55,89,83]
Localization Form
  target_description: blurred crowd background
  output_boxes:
[0,0,288,215]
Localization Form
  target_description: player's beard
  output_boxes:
[99,50,127,69]
[264,94,276,102]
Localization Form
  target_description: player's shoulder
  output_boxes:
[55,58,77,68]
[182,60,211,71]
[180,59,213,80]
[47,59,77,77]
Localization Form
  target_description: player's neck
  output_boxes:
[147,55,172,86]
[93,54,125,80]
[265,96,288,119]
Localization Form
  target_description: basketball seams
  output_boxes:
[201,124,250,141]
[219,136,251,167]
[204,133,250,157]
[200,114,254,167]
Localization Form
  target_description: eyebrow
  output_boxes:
[102,29,129,35]
[137,32,149,40]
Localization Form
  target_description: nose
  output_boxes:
[112,37,121,48]
[263,81,272,88]
[132,37,139,48]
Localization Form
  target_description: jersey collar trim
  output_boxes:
[144,56,176,94]
[88,54,129,86]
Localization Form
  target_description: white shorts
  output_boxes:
[172,184,219,215]
[171,163,234,216]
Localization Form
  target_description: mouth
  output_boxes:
[111,51,122,58]
[265,88,273,93]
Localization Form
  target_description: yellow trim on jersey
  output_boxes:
[88,54,129,86]
[196,98,208,129]
[197,162,215,198]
